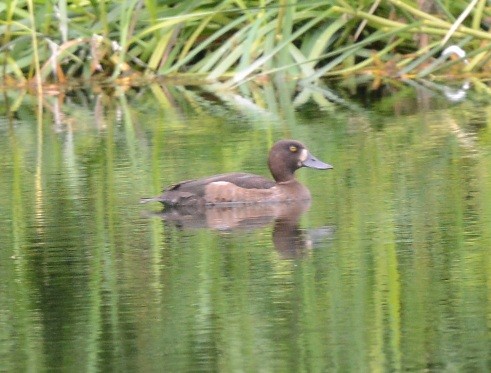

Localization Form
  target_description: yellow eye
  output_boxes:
[289,145,297,152]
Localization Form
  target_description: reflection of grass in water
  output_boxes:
[3,1,491,92]
[1,85,490,371]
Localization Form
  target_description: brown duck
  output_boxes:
[141,140,332,207]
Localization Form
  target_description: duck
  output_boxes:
[140,140,332,208]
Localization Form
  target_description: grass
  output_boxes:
[1,0,491,93]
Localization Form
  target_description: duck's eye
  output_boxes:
[289,145,297,152]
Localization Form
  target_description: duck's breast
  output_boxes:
[204,181,276,205]
[204,179,311,205]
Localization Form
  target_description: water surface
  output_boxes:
[0,84,490,372]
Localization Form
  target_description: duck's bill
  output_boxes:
[302,152,333,170]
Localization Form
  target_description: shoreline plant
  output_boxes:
[1,0,491,93]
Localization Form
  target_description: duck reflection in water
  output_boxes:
[148,200,334,259]
[141,140,334,258]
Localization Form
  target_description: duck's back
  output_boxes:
[159,172,276,206]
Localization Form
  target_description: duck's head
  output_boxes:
[267,140,333,183]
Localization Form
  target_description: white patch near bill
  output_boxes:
[300,148,308,162]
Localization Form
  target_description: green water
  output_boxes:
[0,85,489,372]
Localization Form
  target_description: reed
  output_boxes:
[1,1,490,89]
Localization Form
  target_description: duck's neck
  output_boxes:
[269,160,297,183]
